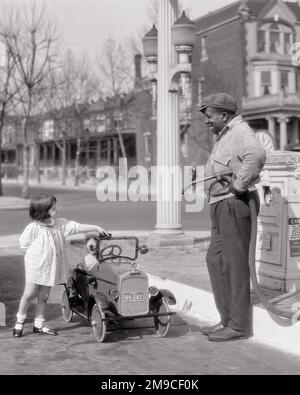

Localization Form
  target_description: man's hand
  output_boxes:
[229,178,248,198]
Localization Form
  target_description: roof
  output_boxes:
[194,0,300,31]
[194,1,241,31]
[286,1,300,20]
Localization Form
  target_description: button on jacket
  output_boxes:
[204,116,266,204]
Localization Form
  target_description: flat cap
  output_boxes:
[199,93,237,114]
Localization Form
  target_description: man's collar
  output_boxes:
[227,115,242,130]
[216,115,242,141]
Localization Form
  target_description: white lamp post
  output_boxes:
[143,0,196,237]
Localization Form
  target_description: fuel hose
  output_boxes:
[248,196,294,320]
[188,173,296,320]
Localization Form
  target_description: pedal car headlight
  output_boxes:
[149,286,159,296]
[131,262,138,270]
[109,289,119,300]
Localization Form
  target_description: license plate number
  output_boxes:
[124,292,144,303]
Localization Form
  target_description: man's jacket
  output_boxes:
[204,115,266,204]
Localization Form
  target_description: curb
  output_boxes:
[0,206,29,211]
[148,274,300,357]
[0,231,211,249]
[0,197,30,211]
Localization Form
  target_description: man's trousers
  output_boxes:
[206,191,260,333]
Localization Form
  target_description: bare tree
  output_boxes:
[3,2,59,198]
[54,50,99,187]
[42,69,72,186]
[96,38,136,158]
[0,26,18,196]
[97,38,133,97]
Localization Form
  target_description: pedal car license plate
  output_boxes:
[124,292,144,303]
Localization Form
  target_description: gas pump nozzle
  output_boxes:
[183,171,233,193]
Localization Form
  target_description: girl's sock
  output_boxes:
[34,316,45,329]
[15,313,26,330]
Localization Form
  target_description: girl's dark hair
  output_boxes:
[29,194,57,221]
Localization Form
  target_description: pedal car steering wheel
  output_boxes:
[100,245,123,259]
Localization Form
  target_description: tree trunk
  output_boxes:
[117,126,126,158]
[36,143,41,184]
[0,146,3,197]
[74,137,81,187]
[62,139,66,186]
[22,143,29,199]
[21,117,30,199]
[0,122,4,196]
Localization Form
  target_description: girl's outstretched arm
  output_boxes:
[78,224,110,237]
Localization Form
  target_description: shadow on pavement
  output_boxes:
[56,313,194,342]
[0,255,63,327]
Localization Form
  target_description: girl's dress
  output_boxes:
[19,218,79,286]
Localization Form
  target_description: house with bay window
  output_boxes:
[188,0,300,165]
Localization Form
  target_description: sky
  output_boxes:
[6,0,297,59]
[37,0,236,58]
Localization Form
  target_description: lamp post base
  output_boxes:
[147,231,196,248]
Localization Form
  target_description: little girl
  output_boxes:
[13,193,110,338]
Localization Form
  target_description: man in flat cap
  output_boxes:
[199,93,266,342]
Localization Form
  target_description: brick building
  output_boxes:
[186,0,300,166]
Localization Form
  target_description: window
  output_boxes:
[124,135,136,158]
[284,32,292,54]
[89,141,97,160]
[70,143,77,160]
[40,146,44,160]
[100,139,108,160]
[270,23,281,54]
[96,114,106,133]
[83,118,91,131]
[257,22,293,55]
[261,71,271,95]
[42,120,54,140]
[280,71,289,89]
[113,113,123,129]
[200,37,208,62]
[257,30,266,53]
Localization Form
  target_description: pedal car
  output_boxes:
[62,233,176,343]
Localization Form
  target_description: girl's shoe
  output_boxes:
[13,322,24,338]
[33,326,58,336]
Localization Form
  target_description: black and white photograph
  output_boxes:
[1,0,300,378]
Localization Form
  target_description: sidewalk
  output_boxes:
[0,196,29,210]
[1,230,300,358]
[2,177,99,192]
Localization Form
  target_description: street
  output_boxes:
[0,183,210,236]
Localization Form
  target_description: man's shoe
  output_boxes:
[208,327,252,342]
[200,322,226,336]
[33,326,58,336]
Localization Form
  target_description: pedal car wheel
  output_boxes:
[91,304,107,343]
[61,290,73,323]
[154,298,170,338]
